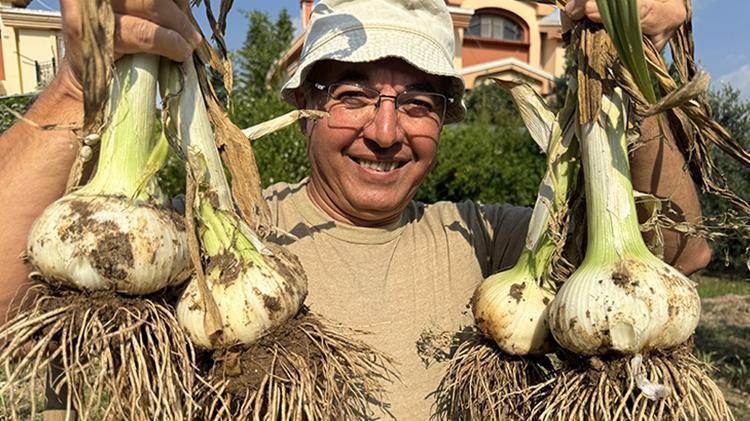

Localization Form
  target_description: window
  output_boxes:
[466,13,524,42]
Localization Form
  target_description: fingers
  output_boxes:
[111,0,202,51]
[639,0,687,49]
[63,0,202,63]
[114,13,195,62]
[563,0,686,50]
[564,0,600,23]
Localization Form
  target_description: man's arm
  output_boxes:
[0,64,83,318]
[630,115,711,275]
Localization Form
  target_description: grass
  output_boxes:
[693,273,750,298]
[691,272,750,418]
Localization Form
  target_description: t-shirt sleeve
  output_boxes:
[465,202,532,274]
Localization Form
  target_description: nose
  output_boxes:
[363,96,403,149]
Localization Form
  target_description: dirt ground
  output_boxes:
[696,294,750,420]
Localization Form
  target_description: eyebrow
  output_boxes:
[334,72,438,93]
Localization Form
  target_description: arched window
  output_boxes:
[466,12,524,42]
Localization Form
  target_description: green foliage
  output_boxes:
[233,93,310,186]
[230,9,310,187]
[702,85,750,275]
[462,80,519,125]
[415,123,544,206]
[415,82,545,206]
[694,274,750,298]
[0,95,35,134]
[156,151,187,201]
[234,9,294,97]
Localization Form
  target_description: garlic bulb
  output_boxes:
[163,59,307,349]
[25,54,190,294]
[27,195,190,294]
[472,253,555,355]
[548,90,701,355]
[175,212,307,348]
[472,78,579,356]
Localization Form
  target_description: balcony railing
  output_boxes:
[35,58,56,89]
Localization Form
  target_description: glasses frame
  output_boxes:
[310,81,454,128]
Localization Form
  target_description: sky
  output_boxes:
[30,0,750,99]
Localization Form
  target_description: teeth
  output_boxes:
[357,159,399,172]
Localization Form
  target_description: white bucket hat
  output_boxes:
[280,0,466,123]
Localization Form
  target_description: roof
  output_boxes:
[461,57,555,81]
[0,6,62,29]
[0,5,60,17]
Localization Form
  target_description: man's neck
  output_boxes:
[305,180,403,227]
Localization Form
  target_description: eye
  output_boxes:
[330,84,375,108]
[399,93,439,117]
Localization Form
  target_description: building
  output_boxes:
[277,0,565,97]
[0,0,62,96]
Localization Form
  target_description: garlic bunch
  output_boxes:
[548,90,700,355]
[175,206,307,348]
[162,59,307,348]
[27,196,189,294]
[472,79,578,356]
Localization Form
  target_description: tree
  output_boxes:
[702,85,750,276]
[415,82,546,206]
[235,9,294,97]
[230,9,311,187]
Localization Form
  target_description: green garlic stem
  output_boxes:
[79,54,160,200]
[161,58,269,262]
[580,90,651,262]
[521,89,578,279]
[162,59,234,211]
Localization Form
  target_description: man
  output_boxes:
[0,0,706,418]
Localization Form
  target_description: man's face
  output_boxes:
[301,58,445,226]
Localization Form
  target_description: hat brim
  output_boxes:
[281,25,465,123]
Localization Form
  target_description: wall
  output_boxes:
[459,0,542,68]
[0,9,61,96]
[462,39,529,67]
[17,28,57,92]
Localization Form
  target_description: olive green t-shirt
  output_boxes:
[264,179,531,420]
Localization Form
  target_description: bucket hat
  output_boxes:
[280,0,466,123]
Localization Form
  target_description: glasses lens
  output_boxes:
[396,92,446,131]
[329,83,379,109]
[324,83,446,133]
[326,83,378,129]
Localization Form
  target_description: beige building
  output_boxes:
[279,0,565,96]
[0,0,62,96]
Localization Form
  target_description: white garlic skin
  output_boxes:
[472,265,555,355]
[26,195,191,294]
[176,245,308,349]
[549,257,700,355]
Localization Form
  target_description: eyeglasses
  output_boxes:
[312,82,453,134]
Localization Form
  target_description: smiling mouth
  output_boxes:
[352,158,407,173]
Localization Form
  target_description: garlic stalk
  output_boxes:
[472,80,577,355]
[163,59,307,349]
[548,88,701,355]
[26,54,190,294]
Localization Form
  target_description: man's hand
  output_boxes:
[59,0,203,96]
[564,0,687,50]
